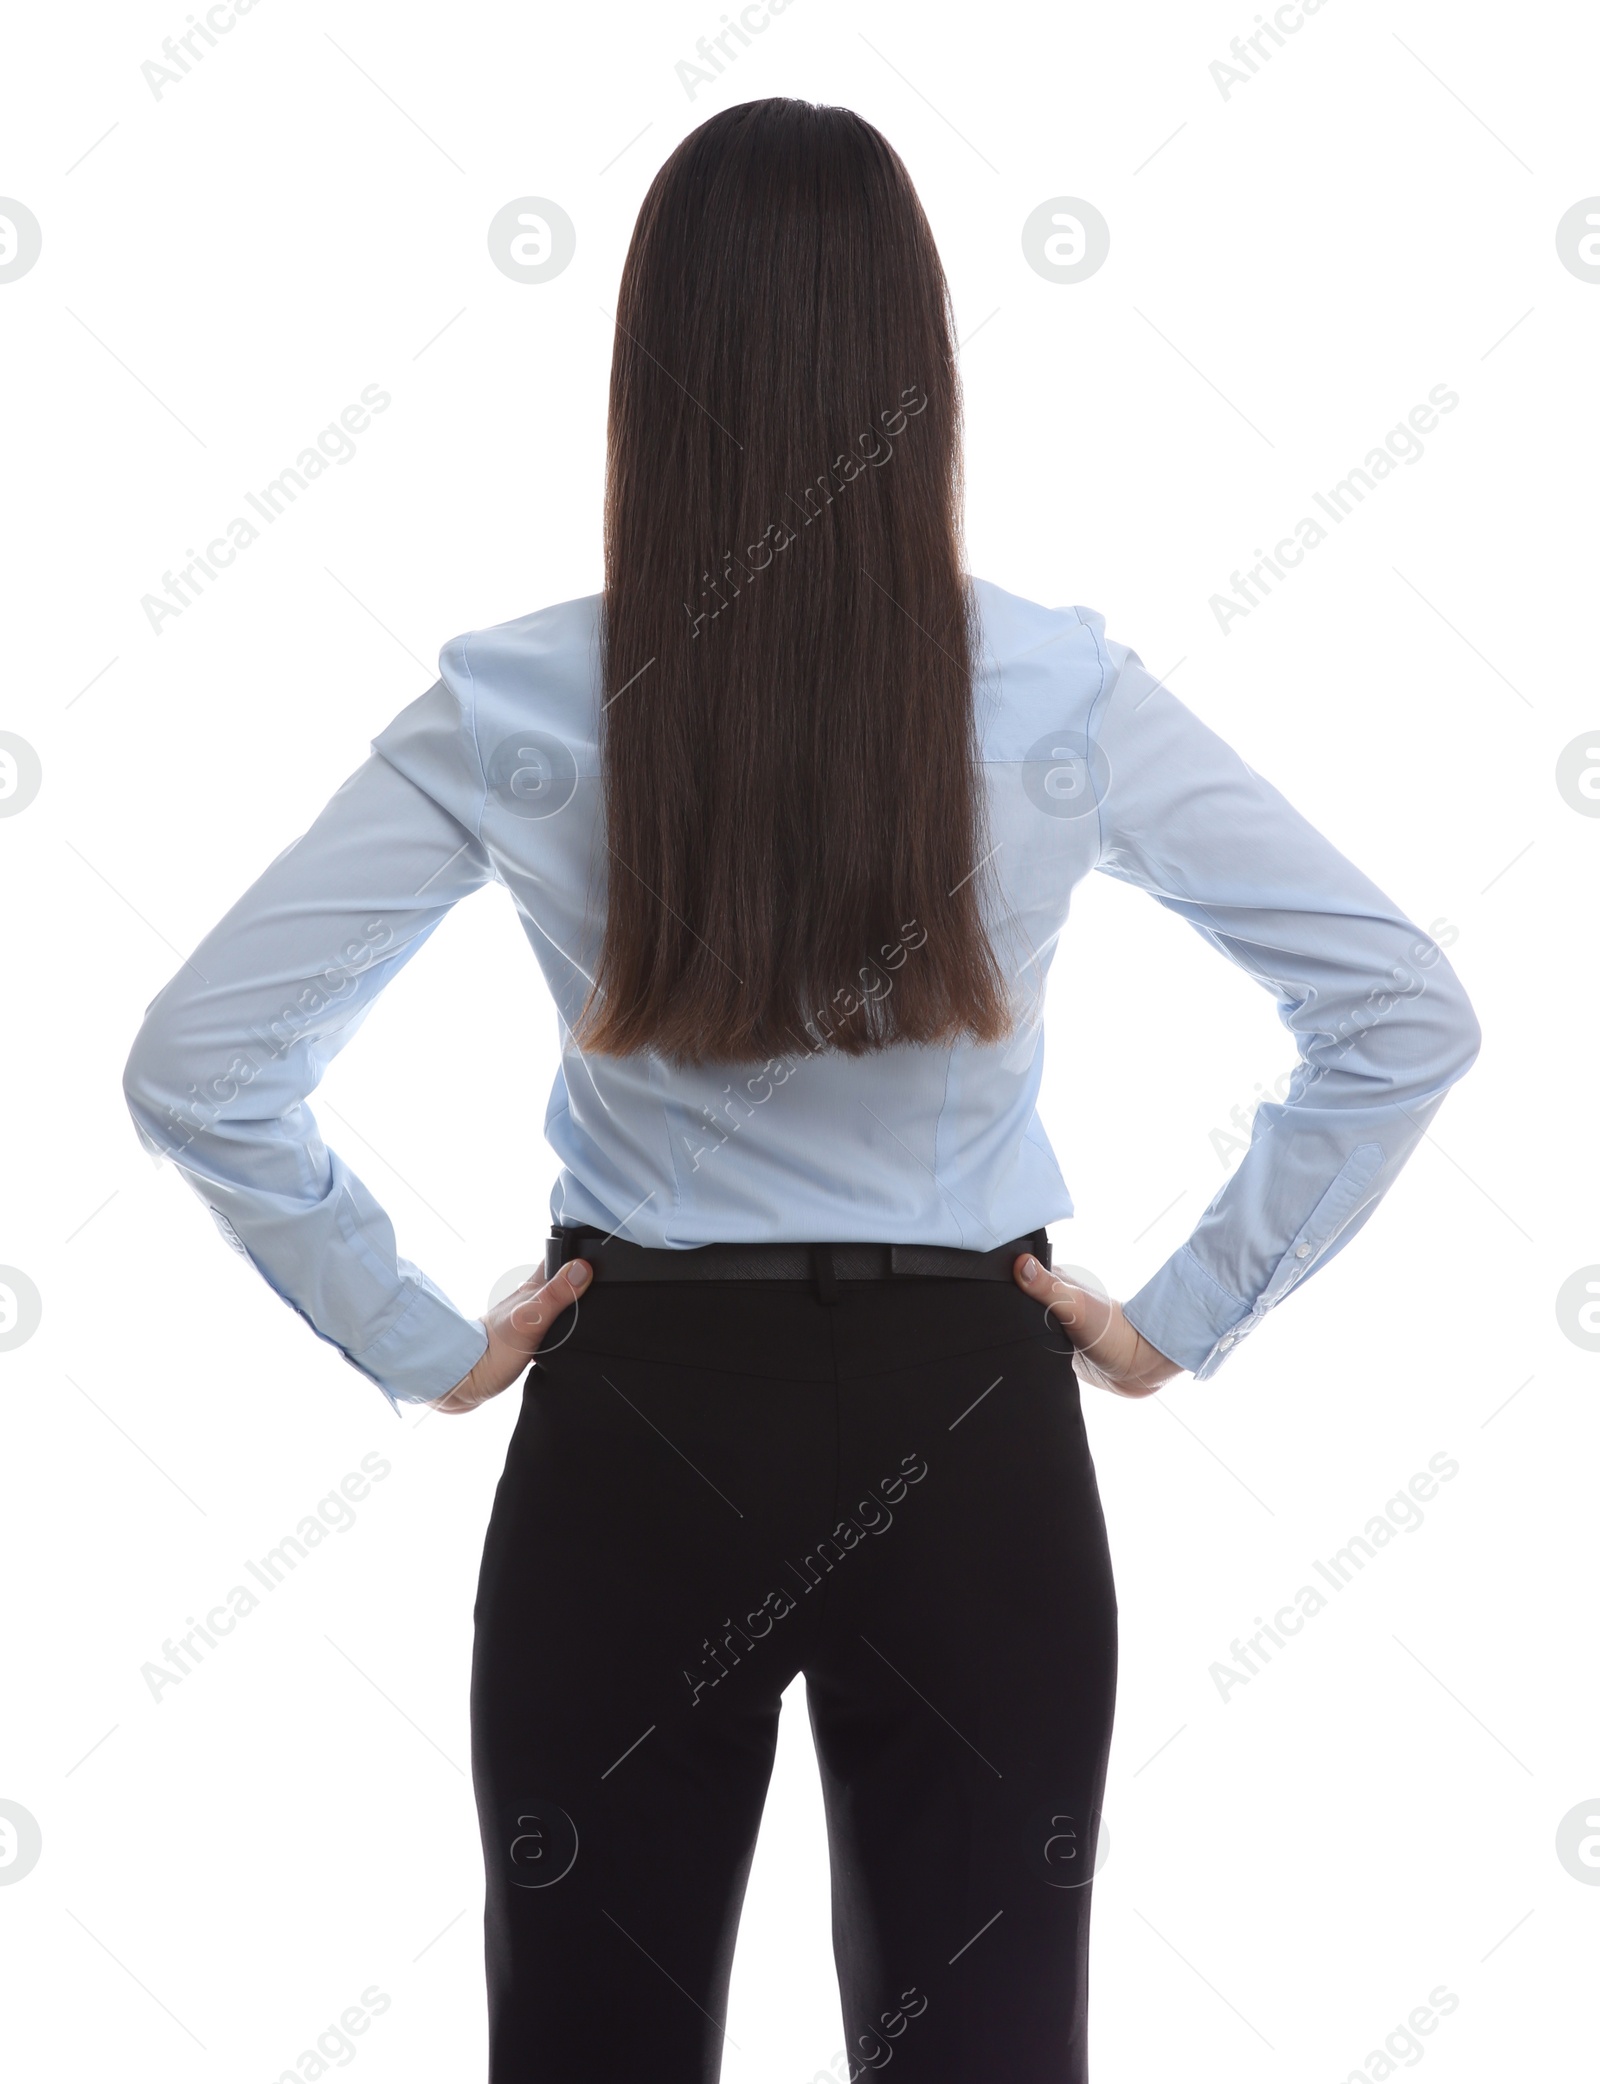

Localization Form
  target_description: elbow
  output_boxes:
[124,993,272,1160]
[1433,967,1482,1090]
[1377,954,1481,1102]
[122,1000,193,1159]
[122,1017,171,1153]
[1454,1001,1483,1084]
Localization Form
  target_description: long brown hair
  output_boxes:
[576,97,1011,1065]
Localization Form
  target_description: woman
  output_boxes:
[122,98,1479,2084]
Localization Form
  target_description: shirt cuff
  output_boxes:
[342,1285,490,1409]
[1123,1141,1389,1381]
[1122,1246,1252,1380]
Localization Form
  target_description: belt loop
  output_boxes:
[812,1244,840,1306]
[546,1225,589,1282]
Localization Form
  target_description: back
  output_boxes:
[374,576,1114,1252]
[124,574,1479,1404]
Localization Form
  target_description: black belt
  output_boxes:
[545,1223,1051,1304]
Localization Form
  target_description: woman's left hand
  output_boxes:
[430,1259,592,1415]
[1012,1253,1183,1398]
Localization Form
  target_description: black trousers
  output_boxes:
[470,1274,1118,2081]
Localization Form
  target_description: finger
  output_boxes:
[1013,1254,1108,1344]
[429,1373,488,1415]
[1080,1340,1169,1400]
[1124,1331,1181,1394]
[503,1258,591,1349]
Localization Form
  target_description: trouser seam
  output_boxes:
[816,1302,843,1635]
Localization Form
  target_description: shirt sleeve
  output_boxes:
[1087,636,1481,1379]
[121,666,497,1411]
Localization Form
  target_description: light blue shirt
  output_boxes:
[122,579,1480,1409]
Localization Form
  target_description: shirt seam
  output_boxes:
[1075,603,1114,872]
[659,1058,689,1228]
[816,1308,843,1633]
[454,630,490,845]
[930,1043,961,1240]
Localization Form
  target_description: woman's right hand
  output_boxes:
[1012,1253,1182,1398]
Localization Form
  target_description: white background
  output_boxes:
[2,1,1595,2078]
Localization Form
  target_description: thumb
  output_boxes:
[1012,1253,1111,1347]
[500,1258,591,1354]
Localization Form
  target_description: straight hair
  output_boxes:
[576,97,1012,1065]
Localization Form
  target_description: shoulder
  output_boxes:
[967,576,1116,761]
[438,591,604,776]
